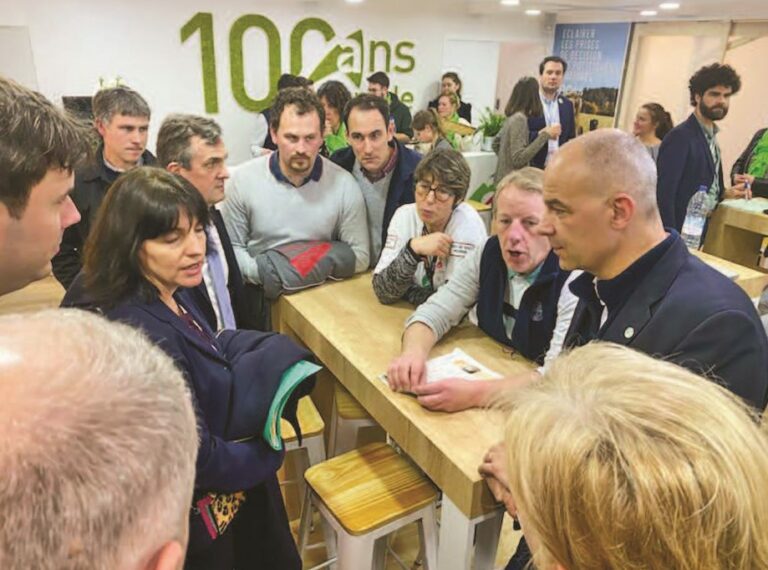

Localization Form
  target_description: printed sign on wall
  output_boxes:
[552,23,632,135]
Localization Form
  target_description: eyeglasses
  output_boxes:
[415,181,454,202]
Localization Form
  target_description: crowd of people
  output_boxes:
[1,48,768,570]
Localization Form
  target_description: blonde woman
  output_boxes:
[482,342,768,570]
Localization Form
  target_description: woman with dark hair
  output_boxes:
[731,126,768,199]
[317,79,351,155]
[412,109,452,153]
[63,167,308,570]
[494,77,560,183]
[429,71,472,122]
[632,102,673,161]
[372,148,487,305]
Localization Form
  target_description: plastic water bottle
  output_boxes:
[681,185,709,249]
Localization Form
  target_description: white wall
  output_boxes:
[0,0,549,164]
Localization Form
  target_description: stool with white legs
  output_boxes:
[328,383,377,456]
[300,442,440,570]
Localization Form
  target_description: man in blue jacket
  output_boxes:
[486,128,768,570]
[331,93,420,265]
[528,55,576,169]
[656,63,747,233]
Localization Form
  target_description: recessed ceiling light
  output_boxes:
[659,2,680,8]
[345,0,364,3]
[525,9,542,15]
[500,0,520,6]
[640,9,658,16]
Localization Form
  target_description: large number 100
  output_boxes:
[181,12,282,114]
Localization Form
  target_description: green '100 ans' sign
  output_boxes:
[181,12,416,114]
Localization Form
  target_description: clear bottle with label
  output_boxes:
[681,185,710,249]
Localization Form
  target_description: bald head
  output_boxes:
[0,309,197,570]
[549,129,659,219]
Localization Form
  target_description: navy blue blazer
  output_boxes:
[62,286,299,492]
[564,234,768,410]
[527,95,576,169]
[331,139,419,251]
[188,208,254,330]
[656,113,724,232]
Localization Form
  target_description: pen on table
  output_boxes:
[745,180,752,201]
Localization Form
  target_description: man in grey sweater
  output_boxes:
[222,88,370,288]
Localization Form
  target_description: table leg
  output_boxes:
[473,508,504,570]
[438,495,474,570]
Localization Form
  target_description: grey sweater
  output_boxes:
[222,155,370,285]
[494,112,549,183]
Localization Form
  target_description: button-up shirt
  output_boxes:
[503,265,543,339]
[695,116,722,212]
[540,91,561,165]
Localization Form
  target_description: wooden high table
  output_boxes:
[274,273,534,569]
[703,198,768,272]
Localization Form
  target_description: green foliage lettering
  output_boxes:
[394,41,415,73]
[230,14,281,112]
[290,18,336,77]
[181,12,218,113]
[368,41,391,73]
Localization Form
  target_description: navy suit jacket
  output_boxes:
[656,113,724,231]
[528,95,576,169]
[565,235,768,410]
[188,208,253,330]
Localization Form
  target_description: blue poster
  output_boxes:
[552,23,632,134]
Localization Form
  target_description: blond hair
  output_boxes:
[0,309,198,569]
[502,342,768,570]
[492,167,543,218]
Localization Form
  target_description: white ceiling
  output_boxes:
[462,0,768,22]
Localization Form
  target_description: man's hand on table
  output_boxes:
[412,378,487,412]
[387,351,428,392]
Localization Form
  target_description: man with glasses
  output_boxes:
[331,93,421,265]
[386,167,577,411]
[372,148,487,306]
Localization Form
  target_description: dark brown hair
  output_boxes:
[317,80,352,116]
[269,87,325,133]
[83,167,209,307]
[343,93,389,129]
[0,76,90,218]
[442,72,463,97]
[412,109,445,137]
[415,148,471,202]
[641,102,674,140]
[504,76,544,118]
[688,63,741,106]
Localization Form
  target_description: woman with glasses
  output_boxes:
[372,149,487,305]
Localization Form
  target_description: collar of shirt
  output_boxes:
[361,142,398,183]
[695,115,720,140]
[507,262,543,286]
[269,151,323,187]
[103,153,143,174]
[539,90,560,105]
[570,232,676,319]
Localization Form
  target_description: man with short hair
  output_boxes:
[529,55,575,169]
[0,309,198,570]
[53,85,156,289]
[251,73,311,156]
[387,168,576,411]
[223,87,369,324]
[331,93,420,263]
[497,128,768,570]
[366,71,413,142]
[657,63,745,236]
[0,75,88,297]
[156,114,252,331]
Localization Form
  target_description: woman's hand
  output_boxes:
[410,233,453,258]
[541,123,562,140]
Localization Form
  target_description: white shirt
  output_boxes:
[374,202,488,289]
[201,221,230,331]
[540,91,562,165]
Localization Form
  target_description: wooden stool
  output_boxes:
[328,384,377,456]
[300,442,440,570]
